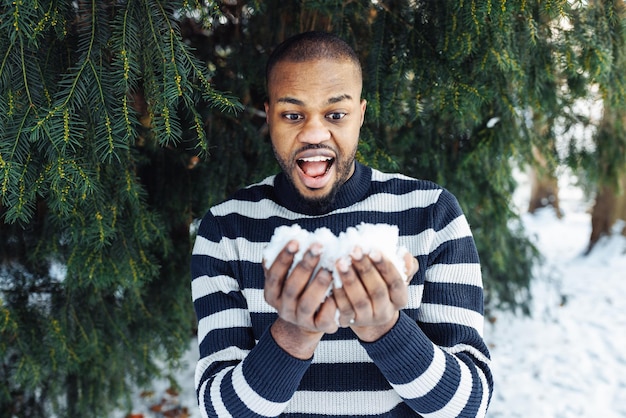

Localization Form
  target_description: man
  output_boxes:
[191,31,493,417]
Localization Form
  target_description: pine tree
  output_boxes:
[0,1,240,416]
[571,0,626,251]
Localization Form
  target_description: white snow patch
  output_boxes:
[262,223,409,288]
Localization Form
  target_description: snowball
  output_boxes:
[262,223,409,288]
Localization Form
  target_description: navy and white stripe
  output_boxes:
[191,162,493,417]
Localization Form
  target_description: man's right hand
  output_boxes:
[263,240,338,359]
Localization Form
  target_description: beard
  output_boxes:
[273,144,356,213]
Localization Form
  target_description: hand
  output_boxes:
[263,240,339,358]
[332,247,419,342]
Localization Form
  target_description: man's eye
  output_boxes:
[327,112,346,120]
[284,113,302,121]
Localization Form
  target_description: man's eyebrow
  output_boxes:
[275,94,354,106]
[276,97,304,105]
[327,94,353,104]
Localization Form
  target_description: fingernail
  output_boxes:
[286,240,298,253]
[350,246,363,260]
[369,249,382,263]
[309,243,323,257]
[337,256,350,273]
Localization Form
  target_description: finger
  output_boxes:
[336,253,373,321]
[280,244,323,322]
[331,284,355,327]
[314,296,339,334]
[404,253,419,284]
[296,268,333,325]
[264,240,299,308]
[350,247,391,309]
[368,249,408,309]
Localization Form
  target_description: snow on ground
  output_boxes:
[486,169,626,417]
[118,168,626,418]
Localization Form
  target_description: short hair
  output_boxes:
[265,31,362,85]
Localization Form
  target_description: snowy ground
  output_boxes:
[118,168,626,418]
[486,170,626,418]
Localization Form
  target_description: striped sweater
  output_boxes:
[191,162,493,417]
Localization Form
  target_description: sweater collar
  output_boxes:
[274,162,372,216]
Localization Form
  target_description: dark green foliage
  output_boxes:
[1,1,239,416]
[566,0,626,191]
[2,0,626,416]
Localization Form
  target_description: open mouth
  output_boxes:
[297,156,335,178]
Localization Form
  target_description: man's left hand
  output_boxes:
[332,248,418,342]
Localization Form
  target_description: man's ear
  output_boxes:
[360,99,367,126]
[264,102,270,124]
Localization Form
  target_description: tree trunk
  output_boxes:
[528,145,562,218]
[587,173,626,253]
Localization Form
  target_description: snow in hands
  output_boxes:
[262,223,409,289]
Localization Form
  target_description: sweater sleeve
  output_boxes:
[191,212,311,417]
[362,189,493,417]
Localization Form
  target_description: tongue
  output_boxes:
[299,161,329,178]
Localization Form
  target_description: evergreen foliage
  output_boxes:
[0,1,240,416]
[1,0,626,416]
[566,0,626,191]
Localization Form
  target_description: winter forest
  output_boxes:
[1,1,625,417]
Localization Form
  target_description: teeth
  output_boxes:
[299,156,331,162]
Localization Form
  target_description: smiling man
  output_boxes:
[191,31,493,417]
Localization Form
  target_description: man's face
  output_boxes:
[265,58,367,207]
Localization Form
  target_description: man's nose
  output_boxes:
[298,116,331,144]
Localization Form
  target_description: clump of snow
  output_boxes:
[262,223,409,288]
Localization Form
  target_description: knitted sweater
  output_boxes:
[191,162,493,417]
